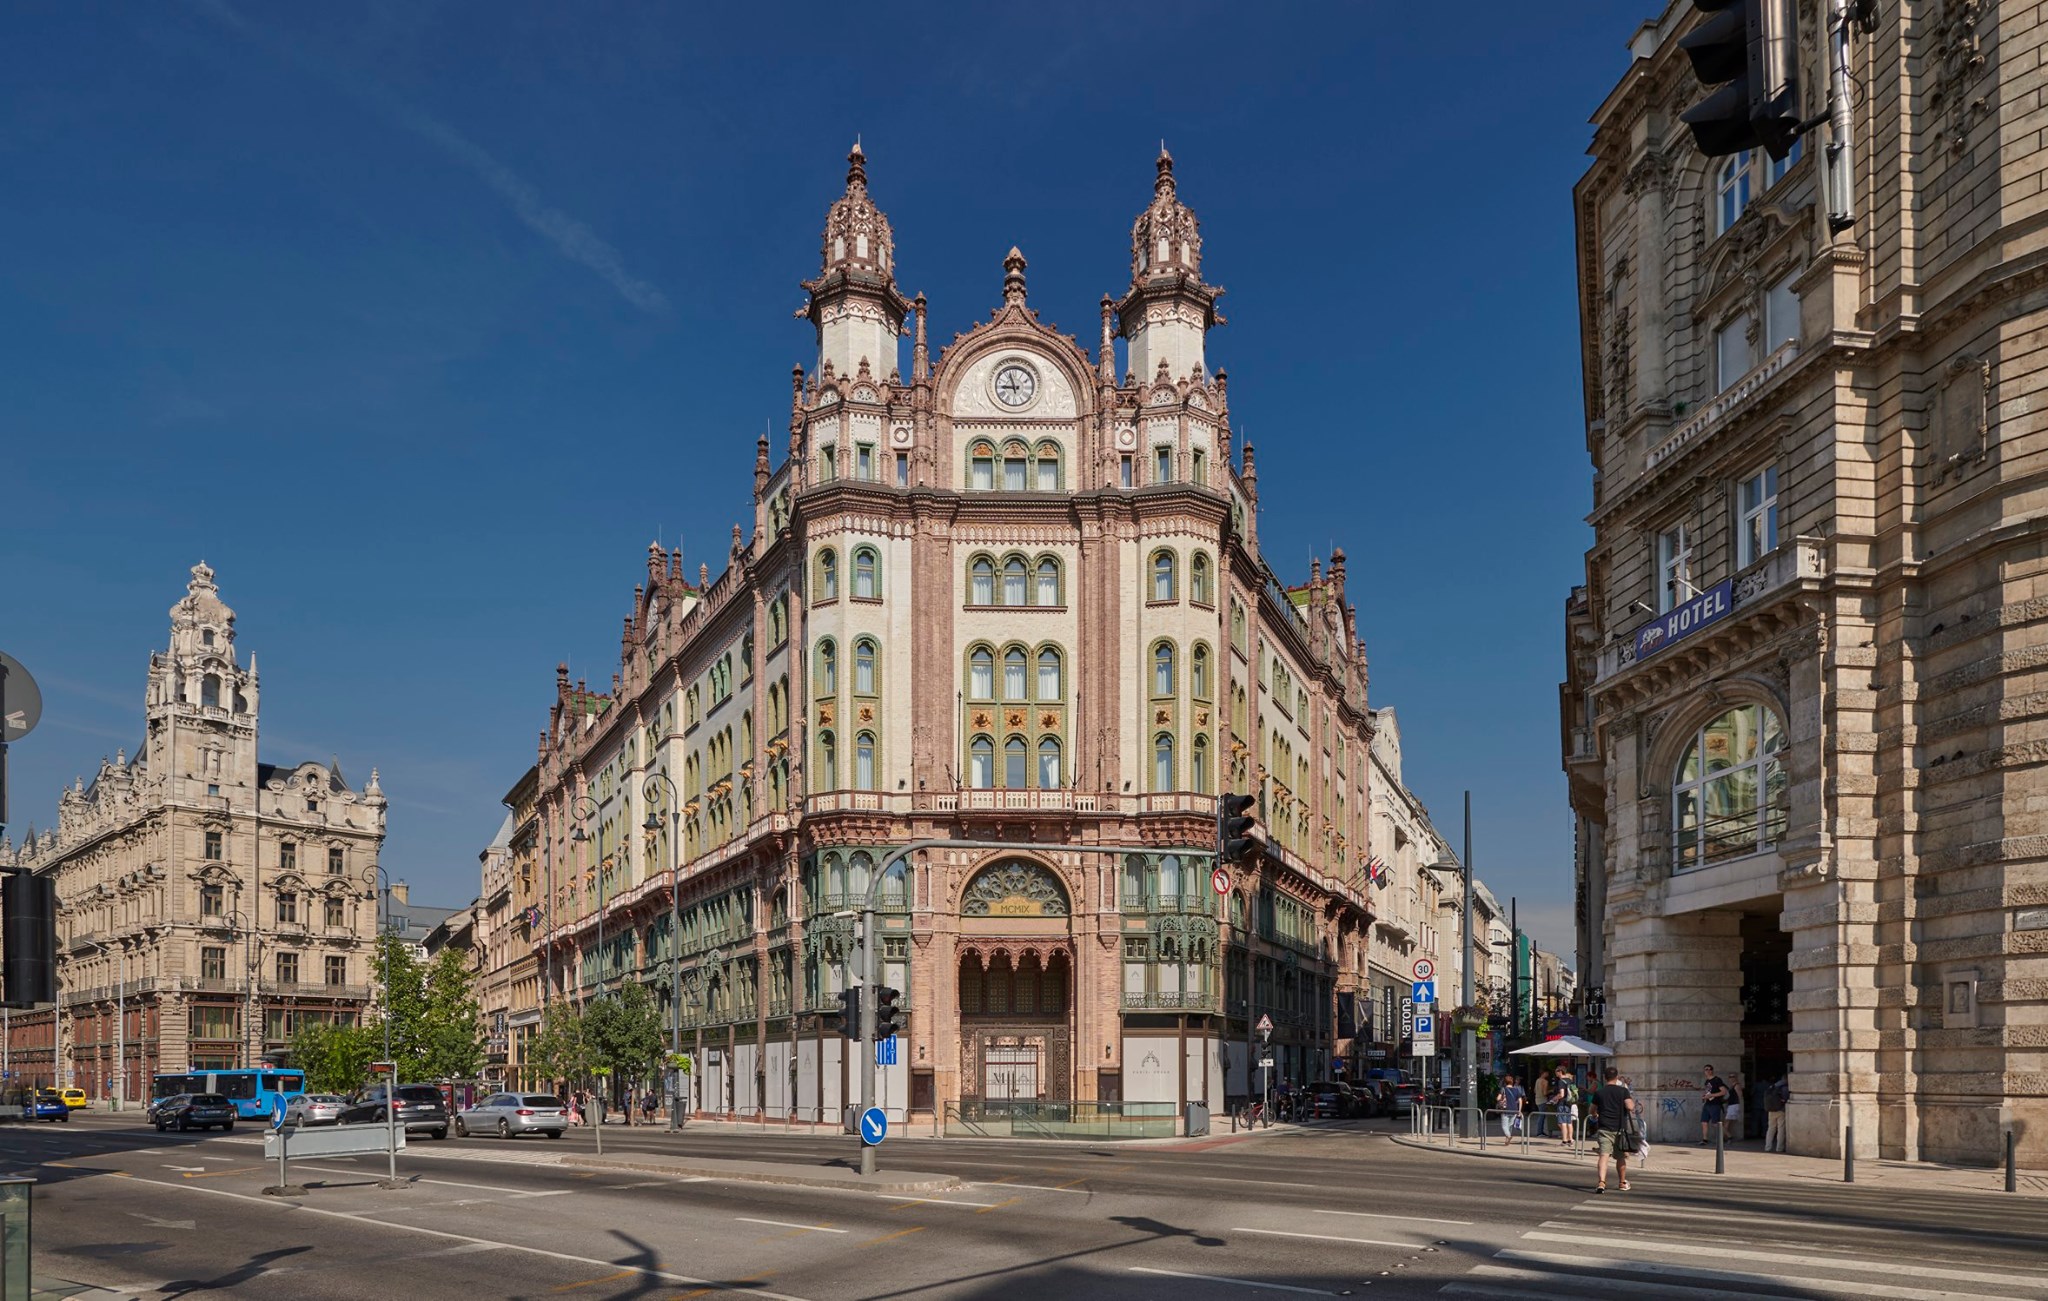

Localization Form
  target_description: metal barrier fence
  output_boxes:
[942,1100,1177,1140]
[1408,1105,1589,1157]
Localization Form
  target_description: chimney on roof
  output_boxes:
[391,881,410,905]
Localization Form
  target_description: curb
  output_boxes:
[564,1155,963,1195]
[1389,1132,1591,1169]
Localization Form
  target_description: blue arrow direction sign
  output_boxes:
[1412,980,1436,1005]
[859,1106,888,1146]
[876,1035,898,1067]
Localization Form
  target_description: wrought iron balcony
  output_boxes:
[1122,990,1219,1012]
[1596,538,1826,685]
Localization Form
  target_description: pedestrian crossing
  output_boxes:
[1441,1183,2048,1300]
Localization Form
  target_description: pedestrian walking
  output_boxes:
[1591,1064,1637,1194]
[1531,1070,1551,1138]
[1551,1069,1578,1145]
[1498,1078,1526,1137]
[1764,1074,1788,1152]
[1699,1065,1729,1145]
[1724,1072,1745,1143]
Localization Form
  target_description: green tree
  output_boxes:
[418,947,487,1081]
[528,1005,591,1090]
[584,982,665,1092]
[288,1019,379,1095]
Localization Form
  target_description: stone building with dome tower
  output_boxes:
[521,146,1375,1122]
[1,564,388,1098]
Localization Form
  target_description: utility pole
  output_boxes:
[1460,792,1477,1139]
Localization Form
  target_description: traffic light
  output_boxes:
[834,986,862,1039]
[873,986,904,1038]
[1678,0,1801,160]
[1217,792,1260,865]
[2,870,56,1009]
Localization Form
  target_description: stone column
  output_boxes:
[1610,907,1744,1143]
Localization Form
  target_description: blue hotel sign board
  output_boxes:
[1634,578,1735,660]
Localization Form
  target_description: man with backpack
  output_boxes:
[1551,1068,1579,1145]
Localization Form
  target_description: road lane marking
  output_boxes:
[860,1226,925,1247]
[1517,1232,2045,1287]
[966,1181,1090,1194]
[873,1194,998,1208]
[1312,1207,1473,1226]
[293,1165,566,1196]
[129,1176,813,1300]
[734,1218,847,1234]
[181,1166,260,1179]
[974,1196,1023,1215]
[552,1269,637,1292]
[1128,1266,1333,1295]
[1487,1251,2040,1301]
[1232,1227,1418,1248]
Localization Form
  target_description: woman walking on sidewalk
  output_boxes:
[1592,1064,1637,1194]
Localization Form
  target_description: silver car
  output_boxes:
[284,1093,346,1126]
[455,1092,568,1139]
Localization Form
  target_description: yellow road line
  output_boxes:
[182,1166,261,1179]
[886,1200,923,1211]
[1054,1176,1092,1189]
[860,1226,925,1248]
[974,1196,1022,1215]
[552,1268,635,1292]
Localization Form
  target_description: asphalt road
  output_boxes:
[16,1113,2048,1299]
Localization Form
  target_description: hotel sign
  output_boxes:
[1633,578,1734,660]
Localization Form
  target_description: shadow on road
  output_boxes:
[155,1245,312,1296]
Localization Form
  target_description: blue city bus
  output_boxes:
[152,1069,306,1120]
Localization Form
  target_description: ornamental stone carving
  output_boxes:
[961,860,1070,917]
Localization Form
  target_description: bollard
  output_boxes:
[1845,1119,1856,1183]
[2007,1131,2017,1194]
[1715,1119,1725,1174]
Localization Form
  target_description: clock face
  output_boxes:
[994,364,1036,408]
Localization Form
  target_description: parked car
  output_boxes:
[155,1093,236,1132]
[58,1088,88,1111]
[283,1093,346,1127]
[1364,1068,1426,1118]
[454,1093,568,1140]
[340,1084,449,1139]
[1305,1081,1360,1119]
[30,1091,71,1123]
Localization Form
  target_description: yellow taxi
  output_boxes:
[59,1088,88,1111]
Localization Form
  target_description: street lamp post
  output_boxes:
[641,774,681,1132]
[1430,794,1478,1139]
[360,865,400,1187]
[567,794,600,1008]
[218,908,257,1070]
[77,940,125,1111]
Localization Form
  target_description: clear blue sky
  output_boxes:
[3,1,1655,957]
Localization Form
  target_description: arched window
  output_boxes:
[853,547,878,599]
[1152,642,1176,697]
[1159,854,1182,898]
[201,675,221,708]
[1192,734,1212,792]
[1715,151,1752,236]
[1232,599,1247,647]
[1003,556,1028,606]
[1035,557,1060,606]
[1037,647,1062,701]
[1123,855,1147,906]
[818,731,838,791]
[855,732,877,790]
[970,441,996,491]
[1004,735,1028,788]
[817,548,838,600]
[1037,736,1062,789]
[1151,550,1177,602]
[1673,703,1787,870]
[1003,647,1027,700]
[848,850,873,899]
[816,640,837,695]
[1192,644,1211,700]
[968,647,994,700]
[969,735,994,788]
[1152,733,1175,792]
[971,556,995,606]
[854,638,877,695]
[1035,441,1061,492]
[1002,441,1028,492]
[1191,552,1213,605]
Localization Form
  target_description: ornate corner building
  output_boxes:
[1,565,388,1096]
[1563,2,2046,1165]
[521,146,1377,1117]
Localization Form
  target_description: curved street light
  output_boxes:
[641,773,681,1132]
[361,863,401,1186]
[566,794,599,1005]
[75,939,126,1111]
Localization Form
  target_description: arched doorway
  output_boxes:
[956,858,1074,1101]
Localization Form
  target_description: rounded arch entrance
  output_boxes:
[954,857,1075,1103]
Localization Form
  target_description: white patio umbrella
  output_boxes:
[1508,1035,1613,1058]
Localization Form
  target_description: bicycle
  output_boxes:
[1234,1099,1270,1131]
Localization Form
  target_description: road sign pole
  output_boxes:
[858,908,877,1177]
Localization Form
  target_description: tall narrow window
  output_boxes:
[201,675,221,707]
[1192,734,1212,792]
[1764,272,1800,352]
[1715,314,1756,392]
[1003,647,1027,701]
[1003,451,1027,492]
[1191,552,1212,605]
[1035,558,1060,606]
[1035,443,1061,491]
[1037,736,1062,789]
[1003,557,1028,605]
[818,731,838,790]
[853,547,878,599]
[1004,736,1027,788]
[969,647,994,700]
[818,549,838,601]
[970,736,994,788]
[1037,648,1062,701]
[1715,151,1751,236]
[855,639,877,694]
[1192,448,1207,484]
[205,831,223,861]
[1151,551,1176,602]
[1120,455,1134,488]
[1767,135,1803,185]
[1192,644,1211,699]
[855,733,876,790]
[856,444,874,480]
[819,445,837,481]
[1153,733,1175,792]
[970,444,995,490]
[1737,466,1779,566]
[817,640,838,694]
[971,556,995,605]
[1152,642,1176,697]
[1657,524,1694,613]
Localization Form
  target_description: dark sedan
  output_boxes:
[155,1093,237,1132]
[340,1084,449,1139]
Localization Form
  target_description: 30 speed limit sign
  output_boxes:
[1412,957,1435,981]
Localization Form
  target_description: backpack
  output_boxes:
[1560,1079,1579,1107]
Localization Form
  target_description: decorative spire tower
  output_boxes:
[798,142,910,381]
[145,562,260,803]
[1117,145,1224,383]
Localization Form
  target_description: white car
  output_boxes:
[284,1093,346,1126]
[454,1093,569,1139]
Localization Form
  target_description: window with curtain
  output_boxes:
[818,549,838,600]
[1152,551,1176,601]
[969,735,994,788]
[1154,447,1172,483]
[1003,647,1027,700]
[1037,736,1061,789]
[1035,557,1060,605]
[853,547,878,599]
[1003,448,1027,491]
[1192,644,1210,699]
[1004,736,1027,788]
[855,639,877,694]
[970,442,995,490]
[1152,642,1175,697]
[1192,553,1212,605]
[969,647,994,699]
[855,733,876,789]
[1035,443,1060,491]
[1153,733,1175,791]
[818,731,837,790]
[971,556,994,605]
[817,640,837,694]
[1003,556,1028,605]
[1037,648,1062,700]
[1192,735,1211,792]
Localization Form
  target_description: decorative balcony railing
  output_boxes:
[1597,538,1826,684]
[1122,990,1219,1012]
[1646,340,1799,474]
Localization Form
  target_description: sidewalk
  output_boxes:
[1390,1128,2047,1197]
[564,1151,962,1195]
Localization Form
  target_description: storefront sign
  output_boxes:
[1633,578,1734,660]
